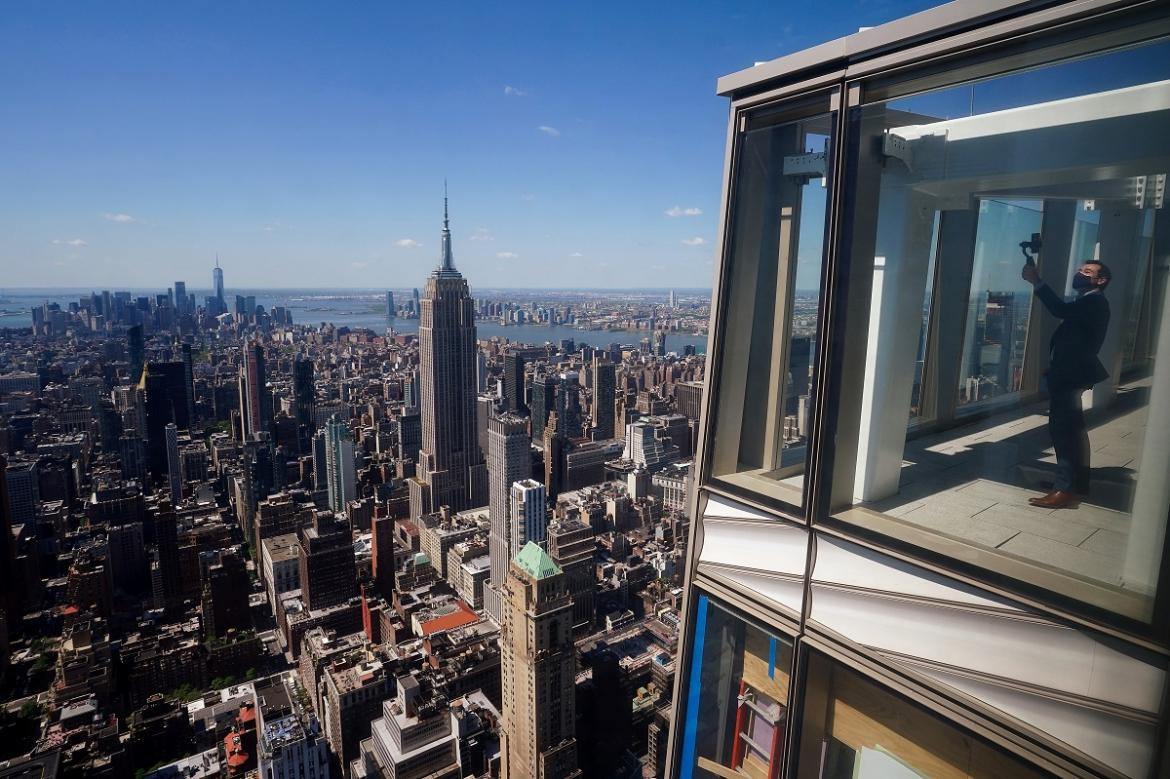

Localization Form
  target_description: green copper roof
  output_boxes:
[513,542,562,580]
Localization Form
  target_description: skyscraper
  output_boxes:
[486,413,531,624]
[500,543,581,779]
[141,362,190,483]
[241,342,272,438]
[324,414,356,516]
[292,355,314,432]
[385,290,395,321]
[530,374,558,441]
[213,258,225,309]
[590,359,615,440]
[510,479,547,551]
[503,352,526,414]
[127,324,144,385]
[298,513,358,611]
[165,423,182,505]
[410,191,486,517]
[173,281,187,314]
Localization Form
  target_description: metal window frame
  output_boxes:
[700,86,842,521]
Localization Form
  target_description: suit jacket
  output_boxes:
[1034,284,1110,390]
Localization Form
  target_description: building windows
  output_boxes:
[677,595,793,778]
[828,34,1170,625]
[707,97,835,511]
[793,651,1051,779]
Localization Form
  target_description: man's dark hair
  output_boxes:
[1085,260,1112,288]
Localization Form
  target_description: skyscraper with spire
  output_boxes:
[409,188,487,517]
[212,256,225,309]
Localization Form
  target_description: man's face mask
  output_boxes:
[1072,272,1096,291]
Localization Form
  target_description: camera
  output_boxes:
[1020,232,1042,265]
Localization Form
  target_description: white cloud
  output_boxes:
[468,227,494,242]
[665,205,703,217]
[504,85,527,96]
[496,251,519,259]
[52,238,87,247]
[537,125,560,137]
[395,238,421,248]
[682,237,706,246]
[103,212,136,223]
[569,252,583,258]
[351,261,369,269]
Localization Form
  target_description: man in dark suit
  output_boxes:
[1022,260,1112,508]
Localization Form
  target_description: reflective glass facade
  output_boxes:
[670,3,1170,777]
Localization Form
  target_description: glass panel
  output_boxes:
[709,99,835,509]
[955,199,1041,412]
[832,37,1170,623]
[794,652,1052,778]
[908,212,940,424]
[677,596,794,778]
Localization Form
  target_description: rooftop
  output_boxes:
[513,541,562,580]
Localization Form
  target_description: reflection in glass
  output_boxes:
[955,199,1040,411]
[709,103,834,507]
[678,596,793,778]
[795,652,1050,778]
[835,38,1170,622]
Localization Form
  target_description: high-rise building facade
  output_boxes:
[212,259,225,309]
[667,4,1170,777]
[298,513,358,611]
[323,415,356,516]
[509,479,547,552]
[164,423,182,505]
[486,413,531,624]
[241,342,272,438]
[385,290,395,321]
[589,359,615,440]
[503,352,526,414]
[410,193,487,517]
[293,355,315,432]
[500,543,581,779]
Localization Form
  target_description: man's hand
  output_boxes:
[1021,262,1041,286]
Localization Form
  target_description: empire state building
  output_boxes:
[409,191,487,517]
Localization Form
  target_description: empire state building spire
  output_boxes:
[440,181,455,273]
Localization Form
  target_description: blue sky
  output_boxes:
[0,0,939,290]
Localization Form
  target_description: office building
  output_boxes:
[141,362,190,483]
[546,518,594,632]
[486,413,531,624]
[164,423,182,505]
[240,342,272,438]
[530,374,557,442]
[201,548,250,639]
[294,355,315,433]
[213,259,225,309]
[299,513,358,611]
[350,674,461,779]
[503,352,526,414]
[590,359,615,440]
[667,4,1170,777]
[500,543,581,779]
[255,675,330,779]
[127,324,145,384]
[324,415,357,516]
[386,290,395,321]
[510,479,547,552]
[411,193,487,517]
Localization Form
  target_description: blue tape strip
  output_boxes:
[768,636,777,679]
[678,595,709,779]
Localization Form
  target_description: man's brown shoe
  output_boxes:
[1028,491,1081,509]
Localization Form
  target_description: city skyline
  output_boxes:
[0,2,940,289]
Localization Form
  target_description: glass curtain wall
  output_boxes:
[829,37,1170,623]
[707,97,835,511]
